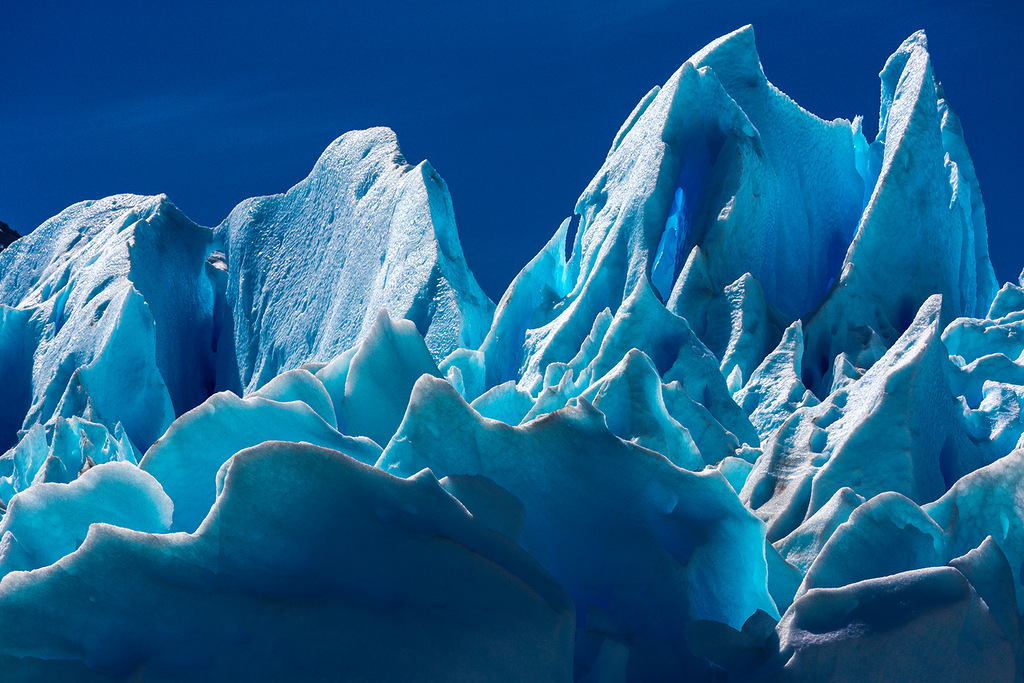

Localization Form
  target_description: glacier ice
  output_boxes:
[800,31,999,395]
[217,127,494,392]
[378,375,776,679]
[0,195,206,451]
[742,294,994,543]
[0,443,575,681]
[138,377,381,533]
[779,565,1017,681]
[0,460,171,577]
[0,23,1021,682]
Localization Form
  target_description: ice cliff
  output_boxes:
[0,25,1020,682]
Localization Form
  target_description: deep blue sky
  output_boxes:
[3,1,1022,300]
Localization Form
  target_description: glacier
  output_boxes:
[0,24,1021,682]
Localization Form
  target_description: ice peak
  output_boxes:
[217,126,493,392]
[689,25,761,79]
[316,126,409,172]
[878,31,932,137]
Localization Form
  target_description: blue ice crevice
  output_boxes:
[652,186,688,301]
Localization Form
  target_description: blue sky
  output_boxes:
[3,0,1022,299]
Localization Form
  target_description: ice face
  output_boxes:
[216,127,495,393]
[800,31,999,395]
[378,375,776,680]
[0,25,1020,683]
[685,26,867,319]
[778,566,1017,681]
[742,295,994,543]
[0,443,575,681]
[0,195,212,451]
[138,382,381,533]
[0,461,171,577]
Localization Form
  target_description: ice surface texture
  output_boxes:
[0,24,1020,683]
[217,127,494,392]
